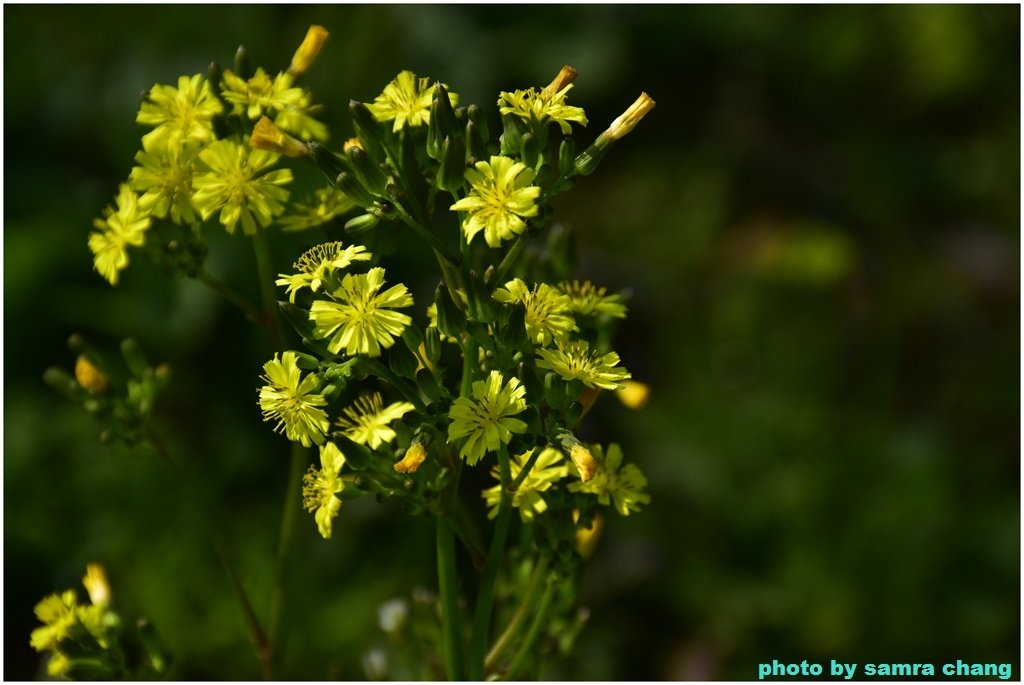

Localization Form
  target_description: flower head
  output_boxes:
[275,241,372,302]
[447,370,528,465]
[129,138,201,224]
[494,278,577,346]
[191,139,293,235]
[221,68,306,121]
[569,443,597,482]
[558,280,627,318]
[537,340,630,390]
[259,351,330,447]
[302,442,346,539]
[604,92,656,142]
[483,447,568,521]
[88,184,151,285]
[136,74,223,150]
[395,441,427,474]
[498,66,587,135]
[336,392,415,450]
[75,356,108,393]
[279,187,357,232]
[288,25,329,78]
[366,71,459,132]
[450,156,541,248]
[616,380,650,410]
[569,444,650,516]
[251,116,309,158]
[82,564,111,607]
[30,590,79,651]
[309,267,414,357]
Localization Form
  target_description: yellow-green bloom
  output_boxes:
[302,442,346,539]
[336,392,415,450]
[129,139,201,224]
[498,77,587,134]
[483,447,568,521]
[366,70,459,132]
[558,280,627,318]
[274,104,329,142]
[288,25,329,78]
[494,278,577,346]
[279,187,357,232]
[191,140,293,235]
[447,370,528,465]
[275,241,372,303]
[450,156,540,248]
[536,340,630,390]
[221,68,306,121]
[136,74,223,150]
[88,183,151,285]
[258,351,330,447]
[30,590,79,652]
[569,444,650,515]
[82,564,111,607]
[309,267,414,357]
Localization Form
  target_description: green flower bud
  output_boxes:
[500,113,528,156]
[344,212,380,235]
[347,146,387,196]
[388,341,419,379]
[436,135,467,192]
[424,327,443,365]
[465,120,487,163]
[308,141,350,180]
[120,338,150,378]
[350,100,386,159]
[466,104,489,146]
[466,270,499,324]
[521,132,541,169]
[428,84,460,157]
[416,368,443,402]
[234,44,250,79]
[558,137,576,176]
[335,171,376,208]
[402,322,424,353]
[434,283,466,339]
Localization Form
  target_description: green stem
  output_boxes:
[268,442,307,672]
[503,574,557,680]
[360,358,426,411]
[467,443,513,679]
[436,515,466,680]
[196,269,264,323]
[150,433,272,680]
[252,226,285,350]
[484,555,549,674]
[490,236,526,286]
[393,201,460,270]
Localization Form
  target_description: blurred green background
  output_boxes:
[4,4,1019,680]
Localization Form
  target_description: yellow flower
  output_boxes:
[288,25,330,78]
[75,356,108,393]
[569,444,597,482]
[603,92,656,142]
[336,392,415,450]
[275,241,372,302]
[450,156,541,248]
[616,380,650,410]
[498,66,587,135]
[536,340,630,390]
[302,442,346,539]
[309,267,414,357]
[558,280,627,318]
[221,68,305,121]
[250,116,309,158]
[493,278,577,346]
[447,370,528,465]
[367,70,459,132]
[129,138,202,224]
[136,74,223,150]
[258,351,330,447]
[395,441,427,474]
[569,444,650,516]
[30,590,79,652]
[191,140,293,235]
[88,183,151,285]
[82,564,111,606]
[482,447,568,521]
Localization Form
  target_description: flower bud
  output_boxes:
[558,137,576,176]
[542,65,578,99]
[605,92,655,142]
[335,171,375,208]
[234,45,250,79]
[344,212,380,235]
[395,442,427,474]
[350,100,386,158]
[288,25,329,78]
[434,283,466,339]
[343,137,364,152]
[569,443,597,482]
[308,141,349,180]
[465,120,487,163]
[82,564,111,606]
[436,135,467,192]
[466,270,499,324]
[250,117,309,157]
[347,146,387,196]
[616,380,651,410]
[499,113,528,156]
[74,356,108,393]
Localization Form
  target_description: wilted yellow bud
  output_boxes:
[288,25,329,78]
[74,356,108,393]
[82,564,111,606]
[616,380,650,410]
[570,444,597,482]
[573,512,604,558]
[604,92,655,142]
[343,137,364,152]
[541,64,578,98]
[395,442,427,474]
[251,117,309,157]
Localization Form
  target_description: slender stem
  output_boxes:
[484,555,549,673]
[196,269,264,323]
[393,201,460,269]
[149,433,272,680]
[490,236,526,286]
[252,226,285,351]
[360,358,426,411]
[467,443,513,679]
[436,514,466,680]
[503,574,557,680]
[268,442,307,671]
